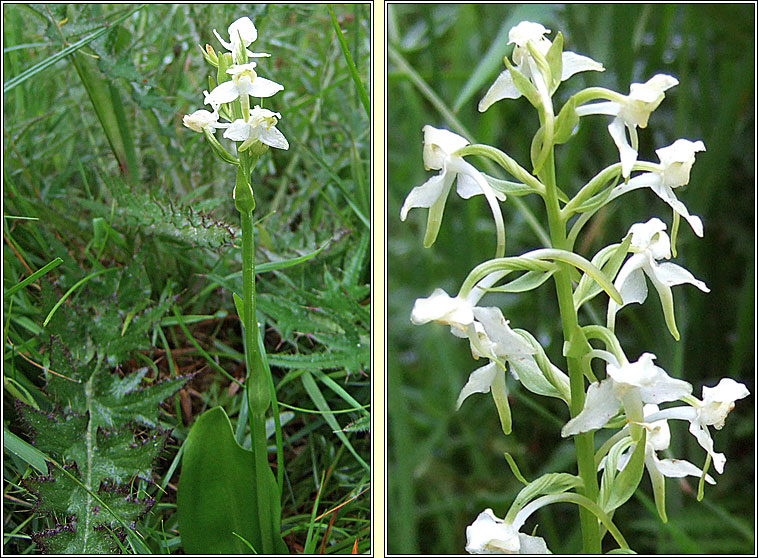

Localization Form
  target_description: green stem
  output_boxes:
[240,207,274,553]
[541,147,602,553]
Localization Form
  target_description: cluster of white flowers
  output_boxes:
[183,17,288,156]
[400,21,748,554]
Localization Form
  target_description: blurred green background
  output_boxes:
[387,4,754,554]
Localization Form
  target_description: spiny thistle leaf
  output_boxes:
[20,262,190,553]
[24,463,152,554]
[100,174,236,249]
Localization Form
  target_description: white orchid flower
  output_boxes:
[214,17,271,61]
[182,108,228,133]
[562,353,692,437]
[465,508,550,554]
[610,139,706,237]
[607,218,709,340]
[410,289,544,434]
[410,287,475,333]
[600,404,715,521]
[638,404,716,484]
[223,106,289,152]
[479,21,604,112]
[204,62,284,109]
[455,306,537,409]
[575,74,678,178]
[649,379,749,474]
[400,126,505,253]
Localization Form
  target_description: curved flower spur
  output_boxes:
[399,19,748,554]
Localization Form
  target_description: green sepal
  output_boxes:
[546,32,564,93]
[200,43,218,67]
[574,234,632,311]
[554,95,579,144]
[506,472,583,523]
[481,173,532,197]
[203,128,239,166]
[525,41,552,96]
[217,51,232,85]
[504,56,540,107]
[605,430,647,513]
[512,329,571,404]
[598,435,635,511]
[562,324,592,360]
[486,268,556,294]
[504,452,530,485]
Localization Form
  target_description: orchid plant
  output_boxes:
[178,16,289,554]
[400,21,748,554]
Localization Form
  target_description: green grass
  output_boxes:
[388,4,754,554]
[4,3,369,554]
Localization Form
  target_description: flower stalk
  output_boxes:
[181,16,290,554]
[401,19,745,555]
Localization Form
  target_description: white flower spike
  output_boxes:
[213,16,271,61]
[607,218,709,340]
[479,21,604,112]
[223,106,289,152]
[611,139,706,236]
[465,508,550,554]
[575,74,679,178]
[400,126,505,251]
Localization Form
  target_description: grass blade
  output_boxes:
[4,257,63,299]
[327,5,370,117]
[3,5,143,93]
[300,371,369,471]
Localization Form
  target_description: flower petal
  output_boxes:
[248,76,284,97]
[478,70,521,112]
[562,379,620,436]
[561,51,604,81]
[465,509,521,554]
[259,125,289,150]
[608,118,638,178]
[422,126,470,169]
[222,119,251,141]
[410,288,474,329]
[653,455,716,484]
[651,262,709,292]
[456,362,499,409]
[472,307,536,358]
[206,80,240,105]
[399,172,448,221]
